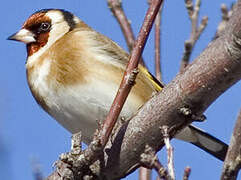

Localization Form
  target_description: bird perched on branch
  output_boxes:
[8,9,227,161]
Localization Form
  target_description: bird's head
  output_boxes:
[8,9,80,56]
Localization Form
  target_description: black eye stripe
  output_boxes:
[29,22,51,34]
[27,22,51,35]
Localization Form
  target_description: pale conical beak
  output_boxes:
[7,29,36,44]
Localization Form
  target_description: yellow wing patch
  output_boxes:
[138,65,164,92]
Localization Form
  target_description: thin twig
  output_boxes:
[139,167,152,180]
[140,145,168,180]
[154,3,163,82]
[100,0,164,146]
[215,3,234,39]
[107,0,145,66]
[153,159,168,180]
[190,0,200,40]
[196,16,208,41]
[221,109,241,180]
[161,126,175,180]
[31,158,44,180]
[180,0,208,72]
[182,167,191,180]
[148,0,163,81]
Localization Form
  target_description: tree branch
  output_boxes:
[180,0,208,72]
[107,0,145,66]
[100,0,164,147]
[182,167,191,180]
[139,167,151,180]
[154,3,163,82]
[221,109,241,180]
[140,145,168,180]
[161,126,175,180]
[101,1,241,179]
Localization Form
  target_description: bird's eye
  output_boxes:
[39,22,51,32]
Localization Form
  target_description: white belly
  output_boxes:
[30,71,138,144]
[50,83,137,143]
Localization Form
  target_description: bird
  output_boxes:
[8,9,228,161]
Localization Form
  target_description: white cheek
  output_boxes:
[46,11,63,24]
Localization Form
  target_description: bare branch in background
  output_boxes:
[161,126,175,180]
[148,0,164,82]
[180,0,208,72]
[107,0,145,66]
[154,3,163,82]
[221,109,241,180]
[182,167,191,180]
[214,3,234,39]
[140,145,168,180]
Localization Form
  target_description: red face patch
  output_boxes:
[23,12,51,56]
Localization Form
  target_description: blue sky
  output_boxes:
[1,0,240,179]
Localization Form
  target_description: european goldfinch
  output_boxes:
[8,9,228,161]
